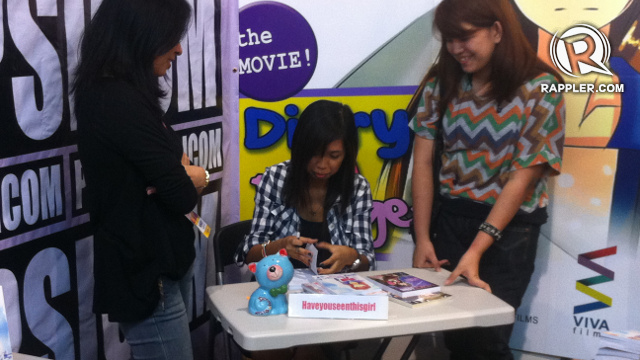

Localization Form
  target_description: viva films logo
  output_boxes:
[542,24,624,93]
[573,246,617,337]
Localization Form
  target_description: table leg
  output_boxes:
[372,337,392,360]
[399,335,421,360]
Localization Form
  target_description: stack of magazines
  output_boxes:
[287,272,389,320]
[299,272,388,296]
[367,271,451,308]
[595,330,640,360]
[289,270,451,309]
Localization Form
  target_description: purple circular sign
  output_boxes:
[239,2,318,102]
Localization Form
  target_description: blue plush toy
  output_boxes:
[248,248,294,316]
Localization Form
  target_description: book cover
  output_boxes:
[308,273,387,296]
[0,286,13,360]
[388,291,451,308]
[367,272,440,298]
[596,330,640,357]
[301,281,331,294]
[288,268,318,293]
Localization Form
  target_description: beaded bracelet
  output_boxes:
[479,222,502,241]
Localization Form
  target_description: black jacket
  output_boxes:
[76,78,198,322]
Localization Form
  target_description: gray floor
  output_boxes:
[215,325,568,360]
[350,333,566,360]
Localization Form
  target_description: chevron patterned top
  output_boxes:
[409,73,565,213]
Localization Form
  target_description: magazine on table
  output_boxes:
[388,291,452,308]
[303,273,388,296]
[594,330,640,360]
[367,271,440,298]
[288,273,388,320]
[288,268,317,292]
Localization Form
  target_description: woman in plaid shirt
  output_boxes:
[236,100,375,274]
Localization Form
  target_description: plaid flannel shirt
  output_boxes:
[235,161,375,269]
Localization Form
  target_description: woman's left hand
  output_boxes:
[444,249,492,293]
[315,243,358,275]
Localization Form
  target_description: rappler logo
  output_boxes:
[550,24,613,78]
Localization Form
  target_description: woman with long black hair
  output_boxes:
[73,0,206,358]
[236,100,375,275]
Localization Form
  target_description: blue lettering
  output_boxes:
[354,112,371,128]
[369,109,410,160]
[286,118,297,148]
[574,316,610,330]
[244,107,287,149]
[243,105,412,159]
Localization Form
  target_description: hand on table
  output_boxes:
[412,239,449,271]
[444,250,491,293]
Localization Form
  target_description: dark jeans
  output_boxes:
[432,209,540,360]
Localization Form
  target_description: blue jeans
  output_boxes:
[432,209,540,360]
[119,267,194,360]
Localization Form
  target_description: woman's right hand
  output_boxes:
[277,235,317,266]
[412,237,448,271]
[181,153,207,192]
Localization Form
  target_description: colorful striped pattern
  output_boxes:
[574,246,617,314]
[409,73,565,213]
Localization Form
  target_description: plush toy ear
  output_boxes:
[279,248,288,256]
[248,263,257,273]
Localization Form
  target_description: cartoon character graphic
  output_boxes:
[513,0,640,261]
[512,0,640,354]
[247,249,294,316]
[514,0,629,146]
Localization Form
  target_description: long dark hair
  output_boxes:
[428,0,562,115]
[72,0,191,113]
[283,100,358,216]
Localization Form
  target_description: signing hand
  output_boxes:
[413,239,449,271]
[444,250,491,292]
[278,235,317,267]
[315,243,358,275]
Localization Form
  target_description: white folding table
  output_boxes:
[207,268,514,355]
[13,354,45,360]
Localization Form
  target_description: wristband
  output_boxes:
[349,249,361,271]
[479,222,502,241]
[349,257,361,271]
[261,240,270,258]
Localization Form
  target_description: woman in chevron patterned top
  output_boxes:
[409,0,565,358]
